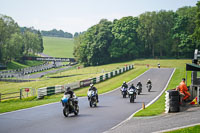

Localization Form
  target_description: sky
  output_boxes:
[0,0,198,34]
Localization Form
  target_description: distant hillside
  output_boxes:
[41,29,73,38]
[43,36,74,58]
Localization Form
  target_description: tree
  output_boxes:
[109,16,139,61]
[74,19,113,66]
[193,2,200,49]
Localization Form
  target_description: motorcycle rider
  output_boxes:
[129,83,137,91]
[89,84,99,102]
[136,81,142,88]
[122,81,128,89]
[158,63,160,68]
[146,79,152,86]
[64,87,75,109]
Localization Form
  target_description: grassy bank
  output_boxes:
[164,125,200,133]
[43,36,74,58]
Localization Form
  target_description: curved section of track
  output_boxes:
[0,68,174,133]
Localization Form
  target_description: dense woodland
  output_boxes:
[41,29,73,38]
[74,2,200,66]
[0,15,44,64]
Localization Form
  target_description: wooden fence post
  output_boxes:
[20,89,22,100]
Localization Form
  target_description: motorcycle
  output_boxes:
[61,94,79,117]
[147,83,152,92]
[128,88,137,103]
[121,87,128,98]
[136,85,142,95]
[87,90,98,107]
[158,64,160,68]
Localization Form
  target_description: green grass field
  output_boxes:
[164,125,200,133]
[43,36,74,58]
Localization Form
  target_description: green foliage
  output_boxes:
[41,29,73,38]
[164,125,200,133]
[0,14,44,65]
[110,16,139,60]
[74,19,113,66]
[193,2,200,49]
[74,4,199,66]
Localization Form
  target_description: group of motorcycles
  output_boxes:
[61,85,98,117]
[61,80,152,117]
[120,81,152,103]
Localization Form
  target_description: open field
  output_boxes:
[43,36,74,58]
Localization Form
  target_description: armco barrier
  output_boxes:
[47,86,55,96]
[37,64,134,99]
[80,79,91,87]
[37,87,47,99]
[55,85,64,94]
[64,81,80,90]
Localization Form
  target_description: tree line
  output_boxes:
[0,14,44,64]
[41,29,73,38]
[74,3,200,66]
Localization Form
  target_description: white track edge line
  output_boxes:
[152,122,200,133]
[0,69,150,116]
[105,68,176,132]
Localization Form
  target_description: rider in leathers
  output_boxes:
[89,84,99,102]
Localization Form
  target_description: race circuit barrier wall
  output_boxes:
[165,90,180,113]
[37,64,134,99]
[37,85,64,99]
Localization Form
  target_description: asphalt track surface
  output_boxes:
[0,68,174,133]
[107,105,200,133]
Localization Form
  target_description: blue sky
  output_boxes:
[0,0,198,34]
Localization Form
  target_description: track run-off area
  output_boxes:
[0,68,174,133]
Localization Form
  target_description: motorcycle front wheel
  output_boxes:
[63,107,69,117]
[130,95,134,103]
[89,100,93,107]
[74,105,79,115]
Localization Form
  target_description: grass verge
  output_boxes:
[164,125,200,133]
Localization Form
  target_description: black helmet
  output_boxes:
[66,87,71,91]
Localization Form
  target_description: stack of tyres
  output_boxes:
[168,90,180,112]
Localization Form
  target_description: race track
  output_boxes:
[0,68,174,133]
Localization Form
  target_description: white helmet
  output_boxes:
[123,81,126,84]
[148,79,150,81]
[90,84,94,87]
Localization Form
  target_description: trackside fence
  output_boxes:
[0,87,36,102]
[37,64,134,99]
